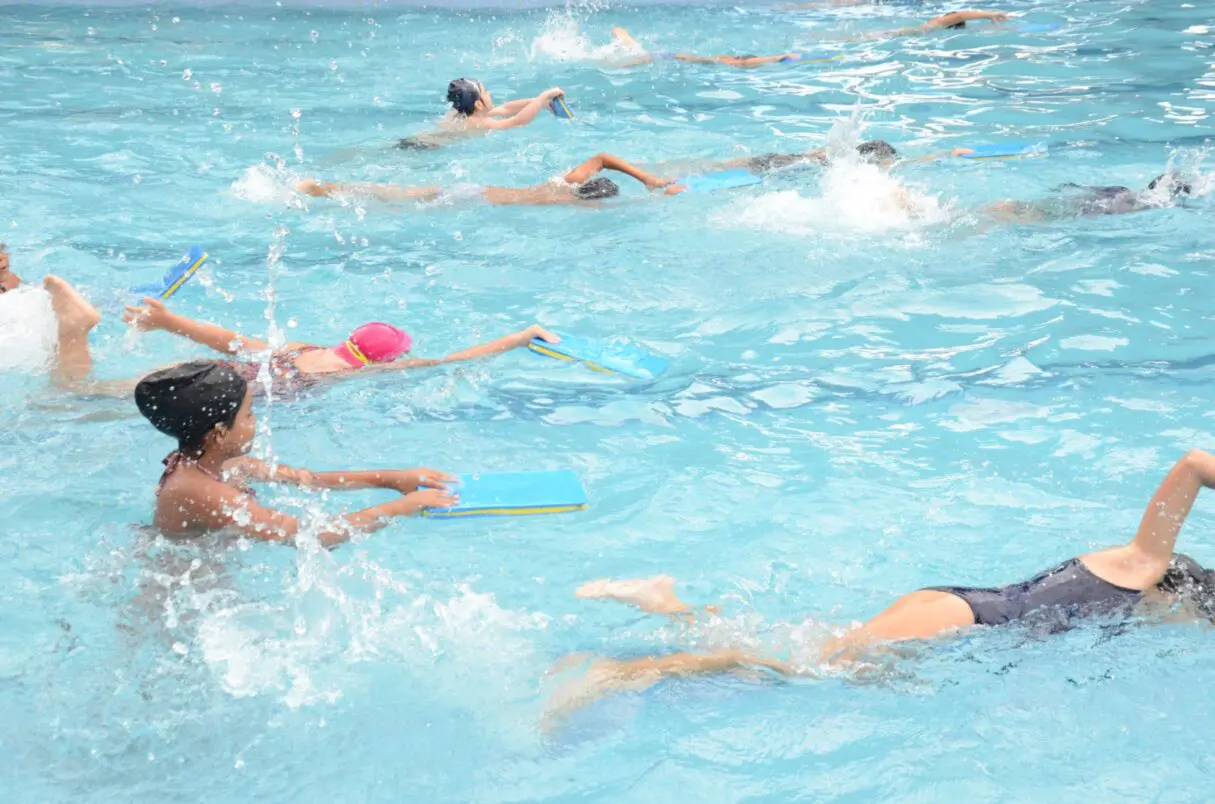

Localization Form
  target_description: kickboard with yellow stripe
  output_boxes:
[422,471,587,518]
[529,332,669,380]
[131,245,208,300]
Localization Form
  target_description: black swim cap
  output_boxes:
[135,360,248,449]
[446,78,482,116]
[576,178,619,200]
[1148,172,1193,198]
[857,140,898,163]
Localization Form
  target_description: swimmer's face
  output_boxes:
[0,245,16,293]
[476,82,493,111]
[214,391,256,457]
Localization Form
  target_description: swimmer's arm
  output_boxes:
[488,98,534,116]
[1130,450,1215,565]
[225,458,454,493]
[735,55,796,66]
[924,10,1009,29]
[564,152,672,190]
[170,479,445,548]
[124,299,268,354]
[437,324,560,364]
[486,88,563,131]
[906,148,975,163]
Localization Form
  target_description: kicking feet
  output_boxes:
[44,276,100,337]
[43,275,100,384]
[575,574,690,615]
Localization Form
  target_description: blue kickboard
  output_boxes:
[529,332,669,380]
[131,245,208,299]
[678,169,763,193]
[422,470,587,518]
[1018,23,1061,33]
[960,142,1048,160]
[549,96,574,119]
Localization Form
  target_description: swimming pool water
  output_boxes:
[2,0,1215,799]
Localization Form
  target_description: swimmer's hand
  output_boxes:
[950,148,975,157]
[382,468,456,494]
[542,87,565,101]
[516,324,560,347]
[664,183,688,196]
[399,487,460,515]
[123,297,174,331]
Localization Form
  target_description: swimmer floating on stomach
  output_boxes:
[984,172,1194,223]
[544,449,1215,727]
[603,26,805,69]
[396,79,567,150]
[122,297,559,397]
[298,151,681,207]
[135,360,458,545]
[15,275,557,397]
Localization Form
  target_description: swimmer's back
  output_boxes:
[482,184,585,206]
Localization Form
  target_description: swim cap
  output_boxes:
[576,177,620,200]
[446,78,482,115]
[135,360,247,447]
[857,140,898,163]
[334,322,411,368]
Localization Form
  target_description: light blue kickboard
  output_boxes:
[678,169,763,193]
[529,332,669,380]
[422,471,588,518]
[131,245,207,299]
[960,142,1048,160]
[549,96,574,119]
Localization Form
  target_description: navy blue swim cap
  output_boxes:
[446,78,481,116]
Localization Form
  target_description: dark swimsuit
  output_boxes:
[928,558,1141,628]
[229,346,321,397]
[929,553,1210,630]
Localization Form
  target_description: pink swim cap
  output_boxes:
[333,322,411,368]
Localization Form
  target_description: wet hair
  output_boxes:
[135,360,247,453]
[575,177,620,200]
[446,78,482,116]
[1158,554,1215,621]
[857,140,898,163]
[1147,172,1193,198]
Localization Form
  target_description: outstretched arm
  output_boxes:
[923,10,1009,30]
[370,325,560,373]
[488,98,535,117]
[225,458,454,495]
[486,88,564,131]
[124,298,269,354]
[1130,450,1215,564]
[564,152,672,190]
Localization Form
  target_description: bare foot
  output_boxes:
[575,575,689,615]
[43,275,100,336]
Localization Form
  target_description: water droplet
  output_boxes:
[210,82,222,94]
[287,318,298,328]
[310,30,319,43]
[172,16,180,23]
[328,59,338,71]
[181,68,191,80]
[453,231,463,241]
[290,108,301,119]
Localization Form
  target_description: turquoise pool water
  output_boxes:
[2,0,1215,799]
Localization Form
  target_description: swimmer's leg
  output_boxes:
[575,574,723,623]
[819,590,974,664]
[296,179,442,203]
[43,275,101,386]
[541,649,795,732]
[981,200,1048,224]
[609,26,643,49]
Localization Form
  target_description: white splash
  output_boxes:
[231,164,297,204]
[0,286,57,372]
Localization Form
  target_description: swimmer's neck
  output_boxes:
[190,446,233,479]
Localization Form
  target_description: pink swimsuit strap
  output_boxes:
[157,451,255,498]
